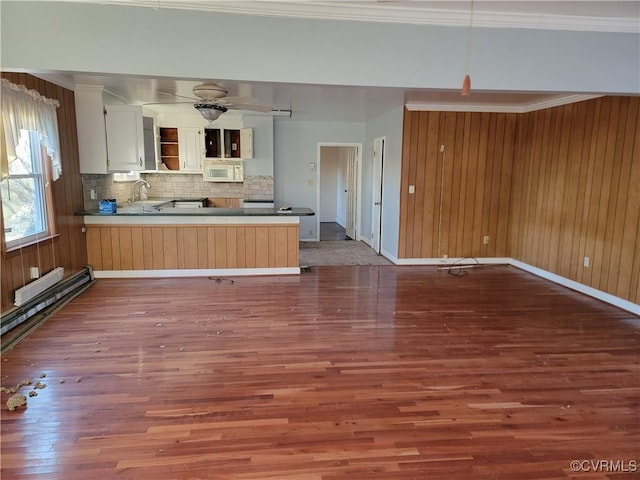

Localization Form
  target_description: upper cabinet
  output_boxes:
[158,127,203,172]
[204,128,253,160]
[178,127,203,172]
[75,85,145,174]
[104,105,145,171]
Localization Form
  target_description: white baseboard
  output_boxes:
[93,267,300,278]
[510,260,640,316]
[394,257,512,266]
[386,255,639,316]
[380,248,398,263]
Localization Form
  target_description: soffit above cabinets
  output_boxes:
[68,0,640,33]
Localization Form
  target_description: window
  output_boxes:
[1,78,61,251]
[1,130,55,249]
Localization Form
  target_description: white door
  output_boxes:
[345,147,357,240]
[371,137,385,253]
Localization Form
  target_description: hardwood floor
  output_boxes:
[1,266,638,479]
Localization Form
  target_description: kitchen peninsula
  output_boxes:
[80,200,314,278]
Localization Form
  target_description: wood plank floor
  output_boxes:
[1,266,639,479]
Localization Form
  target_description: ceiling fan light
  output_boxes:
[194,103,228,121]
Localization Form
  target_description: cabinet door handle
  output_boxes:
[139,157,142,167]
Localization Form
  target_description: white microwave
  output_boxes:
[203,161,244,183]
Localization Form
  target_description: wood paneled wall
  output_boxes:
[86,224,299,271]
[398,97,639,304]
[510,97,640,304]
[398,110,516,258]
[1,73,87,312]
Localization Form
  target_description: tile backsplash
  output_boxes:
[82,173,273,210]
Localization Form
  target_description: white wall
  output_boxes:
[274,119,365,241]
[2,2,638,94]
[242,115,274,177]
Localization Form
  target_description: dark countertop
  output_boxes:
[78,206,314,217]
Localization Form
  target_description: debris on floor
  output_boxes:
[1,372,52,412]
[6,393,27,411]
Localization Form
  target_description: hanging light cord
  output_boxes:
[465,0,475,77]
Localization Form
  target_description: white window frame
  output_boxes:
[1,130,55,250]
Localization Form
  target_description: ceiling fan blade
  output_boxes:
[227,103,272,113]
[157,91,198,101]
[142,101,195,106]
[220,96,257,104]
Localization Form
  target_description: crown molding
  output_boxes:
[405,94,603,114]
[92,1,640,33]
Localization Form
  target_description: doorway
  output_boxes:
[317,144,361,242]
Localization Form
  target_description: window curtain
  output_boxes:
[1,78,62,181]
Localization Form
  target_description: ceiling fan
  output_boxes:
[145,82,272,121]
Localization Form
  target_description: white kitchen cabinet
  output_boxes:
[75,85,108,174]
[104,105,145,172]
[240,127,253,159]
[178,127,203,172]
[75,85,145,173]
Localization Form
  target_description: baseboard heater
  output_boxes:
[1,266,95,348]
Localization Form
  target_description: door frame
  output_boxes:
[316,143,362,242]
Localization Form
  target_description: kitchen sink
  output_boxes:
[116,198,207,213]
[160,199,207,208]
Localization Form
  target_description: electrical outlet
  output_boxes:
[30,267,40,279]
[441,255,448,263]
[483,235,489,245]
[408,185,415,194]
[583,256,590,268]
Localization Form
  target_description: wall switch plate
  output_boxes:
[90,188,97,200]
[408,185,415,194]
[30,267,40,279]
[584,256,590,267]
[483,235,489,245]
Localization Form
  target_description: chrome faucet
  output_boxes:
[129,179,151,204]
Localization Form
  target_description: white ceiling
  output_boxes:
[42,1,639,120]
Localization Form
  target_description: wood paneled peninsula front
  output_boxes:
[80,201,313,278]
